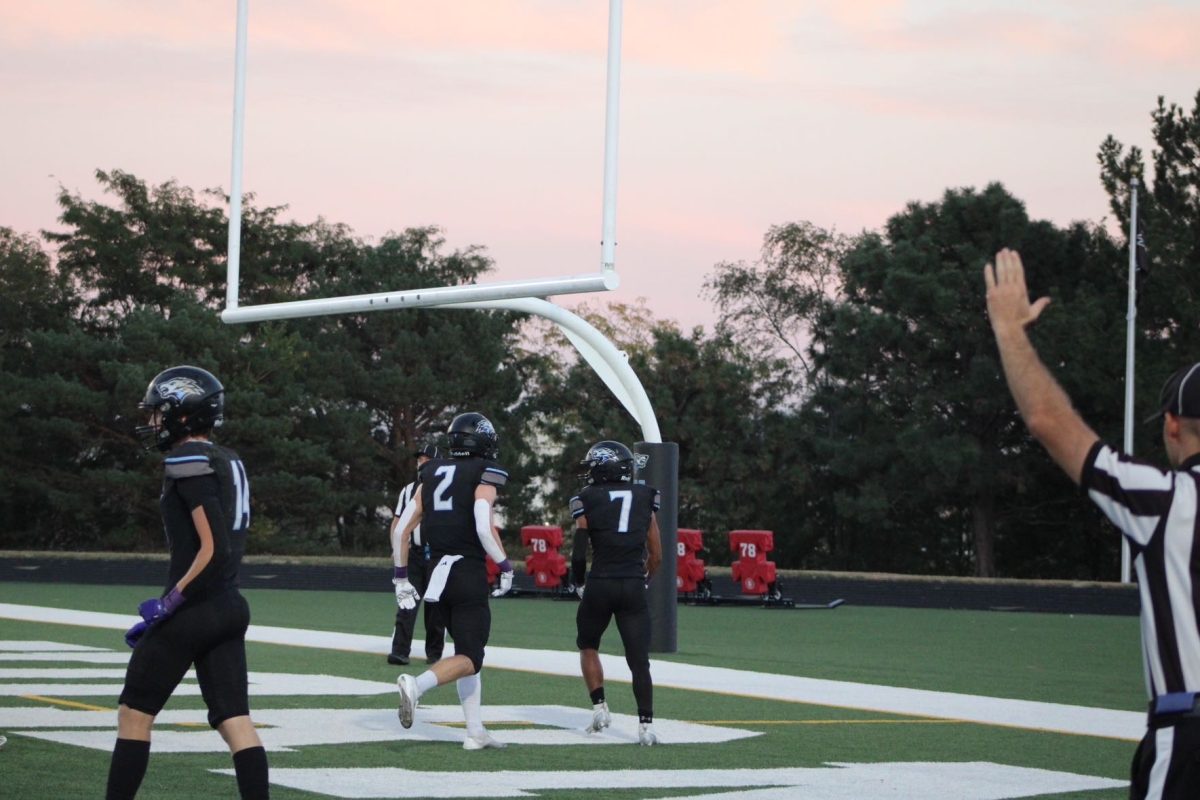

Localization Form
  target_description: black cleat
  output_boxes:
[426,654,441,665]
[387,652,410,666]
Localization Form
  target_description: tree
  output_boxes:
[524,304,795,564]
[707,185,1125,577]
[2,171,534,555]
[1099,89,1200,444]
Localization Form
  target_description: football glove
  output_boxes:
[394,578,420,610]
[124,621,149,648]
[138,587,184,625]
[491,570,514,597]
[575,584,585,599]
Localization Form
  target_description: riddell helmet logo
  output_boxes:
[156,377,204,402]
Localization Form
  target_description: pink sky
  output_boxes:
[2,0,1197,330]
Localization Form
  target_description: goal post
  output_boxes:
[224,0,625,316]
[219,0,679,652]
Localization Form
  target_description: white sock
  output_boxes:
[457,673,484,737]
[416,670,439,697]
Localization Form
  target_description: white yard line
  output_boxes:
[0,602,1144,741]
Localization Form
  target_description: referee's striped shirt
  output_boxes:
[394,480,422,545]
[1083,441,1200,701]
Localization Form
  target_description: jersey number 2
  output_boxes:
[433,465,457,511]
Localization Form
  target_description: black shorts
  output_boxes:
[425,557,491,671]
[119,590,252,728]
[576,577,648,651]
[1131,716,1200,799]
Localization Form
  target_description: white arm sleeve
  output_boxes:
[473,498,507,564]
[391,499,418,568]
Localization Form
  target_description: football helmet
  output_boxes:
[136,365,225,452]
[447,412,498,459]
[581,440,634,484]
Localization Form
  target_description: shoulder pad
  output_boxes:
[481,462,509,487]
[164,443,215,480]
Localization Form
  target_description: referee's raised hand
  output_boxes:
[984,248,1051,337]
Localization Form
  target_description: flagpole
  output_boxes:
[1121,178,1139,585]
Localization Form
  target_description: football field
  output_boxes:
[0,581,1141,799]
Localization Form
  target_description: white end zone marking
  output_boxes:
[213,764,1126,799]
[3,705,756,752]
[0,604,1145,739]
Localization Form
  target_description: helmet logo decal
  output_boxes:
[476,418,496,437]
[156,377,204,402]
[590,446,620,464]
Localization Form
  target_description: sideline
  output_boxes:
[0,602,1143,741]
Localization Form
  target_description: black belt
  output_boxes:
[1148,692,1200,725]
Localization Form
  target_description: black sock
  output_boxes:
[232,745,270,799]
[105,738,151,800]
[589,687,606,705]
[639,711,653,724]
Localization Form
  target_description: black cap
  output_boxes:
[1147,363,1200,422]
[414,443,440,459]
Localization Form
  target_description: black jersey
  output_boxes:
[418,456,508,561]
[570,481,660,580]
[160,440,250,601]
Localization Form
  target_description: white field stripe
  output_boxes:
[0,641,107,652]
[1164,478,1200,687]
[0,652,131,663]
[0,602,1144,740]
[1136,555,1168,695]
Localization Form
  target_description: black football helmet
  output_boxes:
[136,365,225,452]
[447,412,498,459]
[580,440,634,484]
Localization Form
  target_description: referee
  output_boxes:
[387,443,444,666]
[986,249,1200,799]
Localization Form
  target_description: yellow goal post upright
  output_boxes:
[218,0,678,651]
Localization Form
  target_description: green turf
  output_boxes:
[2,580,1144,708]
[0,581,1139,799]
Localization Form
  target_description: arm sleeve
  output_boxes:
[571,527,588,586]
[392,497,418,568]
[174,474,231,596]
[473,498,508,564]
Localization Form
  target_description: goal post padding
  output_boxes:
[636,441,678,654]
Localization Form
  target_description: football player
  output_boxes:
[392,412,515,749]
[570,440,663,745]
[107,366,268,799]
